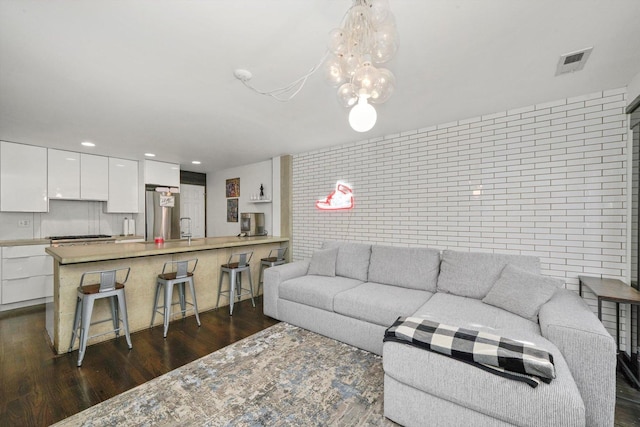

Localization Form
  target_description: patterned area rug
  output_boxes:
[53,323,396,426]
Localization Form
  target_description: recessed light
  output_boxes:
[81,141,95,147]
[192,161,201,165]
[144,153,156,157]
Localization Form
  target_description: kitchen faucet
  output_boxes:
[180,217,192,244]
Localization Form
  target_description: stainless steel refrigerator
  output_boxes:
[145,185,181,241]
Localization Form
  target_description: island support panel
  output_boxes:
[51,242,284,354]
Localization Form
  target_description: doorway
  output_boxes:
[180,171,207,238]
[180,184,205,238]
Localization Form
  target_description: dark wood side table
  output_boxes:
[579,275,640,389]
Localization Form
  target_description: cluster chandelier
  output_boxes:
[233,0,397,133]
[324,0,398,132]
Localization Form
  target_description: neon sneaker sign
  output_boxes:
[316,181,354,210]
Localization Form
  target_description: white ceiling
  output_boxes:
[1,0,640,172]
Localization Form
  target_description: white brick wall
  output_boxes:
[292,88,629,342]
[631,110,640,353]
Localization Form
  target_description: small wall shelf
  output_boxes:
[250,199,272,204]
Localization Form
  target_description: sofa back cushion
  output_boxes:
[322,241,371,282]
[482,264,563,322]
[368,245,440,292]
[437,250,540,299]
[307,247,338,277]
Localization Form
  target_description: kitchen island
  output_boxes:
[45,236,288,354]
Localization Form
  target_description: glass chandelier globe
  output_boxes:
[349,95,377,132]
[323,54,346,87]
[370,68,395,104]
[321,0,397,132]
[337,82,358,108]
[353,61,380,96]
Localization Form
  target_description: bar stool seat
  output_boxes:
[216,251,254,315]
[151,258,201,337]
[68,268,132,367]
[258,247,287,294]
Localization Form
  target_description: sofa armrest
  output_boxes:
[263,260,310,319]
[538,289,616,427]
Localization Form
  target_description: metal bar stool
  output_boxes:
[258,247,287,294]
[68,267,132,367]
[150,258,201,337]
[216,251,254,315]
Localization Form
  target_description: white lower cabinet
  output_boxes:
[2,275,53,304]
[1,244,53,309]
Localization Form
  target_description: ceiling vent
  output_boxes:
[555,47,593,76]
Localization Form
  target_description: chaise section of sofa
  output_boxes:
[539,289,617,427]
[383,292,586,426]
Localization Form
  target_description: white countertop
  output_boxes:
[0,235,145,247]
[45,235,289,264]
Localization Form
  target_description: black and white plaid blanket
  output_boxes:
[383,317,556,388]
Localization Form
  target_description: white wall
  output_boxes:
[292,87,629,343]
[207,159,274,237]
[271,156,282,237]
[628,71,640,106]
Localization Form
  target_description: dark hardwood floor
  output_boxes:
[0,298,278,426]
[1,299,639,426]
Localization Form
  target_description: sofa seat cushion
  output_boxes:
[437,250,541,299]
[333,282,433,327]
[383,335,584,427]
[413,293,541,336]
[279,275,363,311]
[368,245,441,292]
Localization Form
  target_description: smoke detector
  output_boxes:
[555,47,593,76]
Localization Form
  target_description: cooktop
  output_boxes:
[48,234,113,240]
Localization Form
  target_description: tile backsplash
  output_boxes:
[0,200,138,240]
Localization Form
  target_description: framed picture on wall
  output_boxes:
[227,198,238,222]
[226,177,240,198]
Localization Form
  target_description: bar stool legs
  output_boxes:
[68,268,132,367]
[151,278,201,337]
[217,252,255,315]
[217,269,254,315]
[257,248,287,295]
[150,259,200,338]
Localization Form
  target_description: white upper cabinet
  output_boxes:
[1,141,48,212]
[1,141,137,212]
[80,153,108,201]
[144,160,180,188]
[48,150,109,201]
[48,149,80,199]
[106,157,139,213]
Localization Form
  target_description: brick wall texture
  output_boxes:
[292,88,629,342]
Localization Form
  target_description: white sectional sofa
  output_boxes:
[263,241,616,427]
